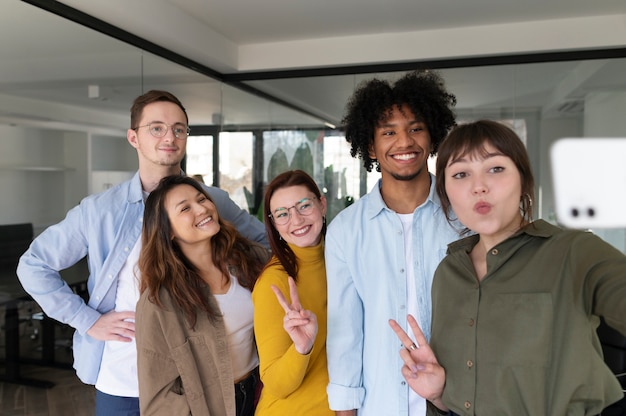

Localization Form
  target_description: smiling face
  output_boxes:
[269,185,327,248]
[165,184,220,247]
[127,101,188,169]
[369,105,433,183]
[444,143,523,245]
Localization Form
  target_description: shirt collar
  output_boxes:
[365,173,441,219]
[128,171,144,203]
[447,219,557,254]
[129,169,188,204]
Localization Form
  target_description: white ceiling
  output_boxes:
[2,0,626,131]
[59,0,626,72]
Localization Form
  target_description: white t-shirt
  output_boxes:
[214,275,259,381]
[398,212,427,416]
[95,236,141,396]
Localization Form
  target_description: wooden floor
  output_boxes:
[0,300,95,415]
[0,365,94,416]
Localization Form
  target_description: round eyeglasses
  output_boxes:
[269,197,317,226]
[133,122,191,140]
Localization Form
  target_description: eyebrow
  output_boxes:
[272,197,312,212]
[145,120,187,125]
[173,191,203,208]
[448,151,504,167]
[377,119,422,129]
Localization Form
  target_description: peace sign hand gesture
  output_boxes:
[388,314,448,411]
[272,276,318,355]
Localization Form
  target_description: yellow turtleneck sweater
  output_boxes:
[252,240,333,415]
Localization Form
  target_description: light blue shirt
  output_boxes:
[17,171,267,385]
[325,175,462,415]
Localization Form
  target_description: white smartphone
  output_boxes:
[550,137,626,229]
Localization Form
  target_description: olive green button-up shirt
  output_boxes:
[431,220,626,416]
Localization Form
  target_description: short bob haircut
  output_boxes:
[435,119,535,227]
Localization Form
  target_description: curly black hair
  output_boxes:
[341,70,457,172]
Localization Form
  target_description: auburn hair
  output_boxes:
[262,170,325,280]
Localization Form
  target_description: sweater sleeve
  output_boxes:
[252,265,312,398]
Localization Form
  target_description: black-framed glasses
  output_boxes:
[133,122,191,139]
[269,197,317,226]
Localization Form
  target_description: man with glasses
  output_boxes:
[18,90,268,416]
[325,71,461,416]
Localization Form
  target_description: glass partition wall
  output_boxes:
[4,2,626,232]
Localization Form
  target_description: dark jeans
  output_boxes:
[235,368,259,416]
[96,370,258,416]
[95,390,140,416]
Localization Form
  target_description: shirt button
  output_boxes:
[465,401,472,409]
[108,274,113,280]
[491,248,499,255]
[468,318,475,326]
[401,381,406,386]
[466,360,474,368]
[124,247,129,252]
[400,268,405,273]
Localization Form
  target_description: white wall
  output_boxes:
[0,126,137,235]
[0,126,75,232]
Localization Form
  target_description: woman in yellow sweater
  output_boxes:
[252,170,333,415]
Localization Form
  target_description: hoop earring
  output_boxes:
[525,193,533,208]
[520,193,533,221]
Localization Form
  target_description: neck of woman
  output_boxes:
[180,241,231,294]
[198,264,230,294]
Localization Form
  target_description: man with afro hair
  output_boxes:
[325,70,462,416]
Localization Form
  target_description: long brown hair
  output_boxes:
[138,175,268,329]
[263,170,326,280]
[435,120,535,227]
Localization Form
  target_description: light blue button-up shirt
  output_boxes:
[17,171,267,385]
[325,175,462,415]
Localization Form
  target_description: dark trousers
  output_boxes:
[96,371,258,416]
[95,390,140,416]
[235,368,259,416]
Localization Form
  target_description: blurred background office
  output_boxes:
[0,1,625,414]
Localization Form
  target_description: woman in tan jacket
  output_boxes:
[136,175,268,416]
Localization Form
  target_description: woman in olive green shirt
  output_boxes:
[390,120,626,416]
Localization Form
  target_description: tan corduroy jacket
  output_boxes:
[136,286,235,416]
